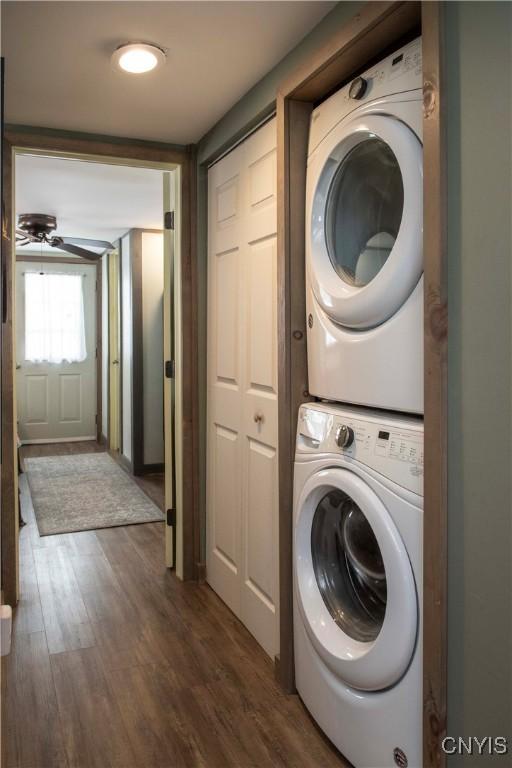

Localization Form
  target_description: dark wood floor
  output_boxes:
[3,448,348,768]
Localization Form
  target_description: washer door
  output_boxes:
[295,467,417,691]
[309,114,422,329]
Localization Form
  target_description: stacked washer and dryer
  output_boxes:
[293,38,424,768]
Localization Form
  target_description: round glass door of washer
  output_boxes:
[309,114,423,330]
[311,487,387,643]
[294,467,418,691]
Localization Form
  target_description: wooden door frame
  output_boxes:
[15,253,102,443]
[276,3,447,767]
[1,128,200,605]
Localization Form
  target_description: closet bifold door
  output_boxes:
[206,119,279,659]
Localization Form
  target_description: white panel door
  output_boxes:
[207,119,279,658]
[16,261,97,443]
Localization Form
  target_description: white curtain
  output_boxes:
[24,272,87,363]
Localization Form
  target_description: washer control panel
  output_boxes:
[297,404,423,496]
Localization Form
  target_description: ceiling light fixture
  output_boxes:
[112,42,166,74]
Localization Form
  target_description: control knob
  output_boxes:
[335,424,355,449]
[349,76,367,100]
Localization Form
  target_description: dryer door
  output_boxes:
[295,467,417,691]
[308,114,422,329]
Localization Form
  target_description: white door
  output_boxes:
[207,119,279,658]
[16,260,97,443]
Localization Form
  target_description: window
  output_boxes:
[24,272,87,363]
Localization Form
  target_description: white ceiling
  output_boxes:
[2,1,335,144]
[16,154,163,254]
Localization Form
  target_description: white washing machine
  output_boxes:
[306,38,423,413]
[293,402,423,768]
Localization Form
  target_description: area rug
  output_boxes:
[25,453,164,536]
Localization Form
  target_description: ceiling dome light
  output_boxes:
[112,42,166,74]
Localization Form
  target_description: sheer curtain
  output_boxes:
[24,272,87,363]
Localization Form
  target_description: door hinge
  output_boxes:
[166,508,176,527]
[164,211,175,230]
[95,414,98,424]
[165,360,175,379]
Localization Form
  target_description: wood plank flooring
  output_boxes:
[2,447,349,768]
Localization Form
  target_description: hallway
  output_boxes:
[2,466,346,768]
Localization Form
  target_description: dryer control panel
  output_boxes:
[297,403,423,497]
[308,37,422,157]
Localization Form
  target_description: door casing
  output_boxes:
[1,130,199,606]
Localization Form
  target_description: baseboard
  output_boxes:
[116,452,133,474]
[99,433,108,446]
[196,562,206,583]
[140,463,165,475]
[20,435,97,445]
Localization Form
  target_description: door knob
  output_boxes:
[16,363,21,370]
[253,412,264,424]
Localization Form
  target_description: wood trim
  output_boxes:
[179,149,199,581]
[276,95,313,692]
[1,137,18,606]
[16,254,96,265]
[5,125,187,166]
[278,1,421,101]
[421,5,447,766]
[96,261,102,443]
[118,237,124,456]
[105,252,110,446]
[130,230,144,476]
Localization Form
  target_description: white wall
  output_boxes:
[101,255,109,439]
[121,233,132,462]
[142,231,164,465]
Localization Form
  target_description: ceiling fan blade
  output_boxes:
[54,242,102,261]
[60,236,114,250]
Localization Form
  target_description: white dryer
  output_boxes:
[306,38,423,413]
[293,402,423,768]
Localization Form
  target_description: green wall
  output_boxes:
[446,1,512,762]
[195,1,361,558]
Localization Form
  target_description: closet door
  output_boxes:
[207,119,279,658]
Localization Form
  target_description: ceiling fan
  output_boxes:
[15,213,115,261]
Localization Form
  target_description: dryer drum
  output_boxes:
[325,137,404,289]
[311,489,387,643]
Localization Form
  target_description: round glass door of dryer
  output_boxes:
[309,114,423,330]
[325,138,404,288]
